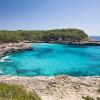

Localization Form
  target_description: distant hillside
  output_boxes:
[90,36,100,41]
[0,29,88,43]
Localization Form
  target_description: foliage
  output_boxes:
[82,96,100,100]
[0,83,41,100]
[82,96,95,100]
[0,29,88,43]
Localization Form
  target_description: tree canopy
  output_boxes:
[0,29,88,43]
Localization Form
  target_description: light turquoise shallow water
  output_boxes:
[0,43,100,76]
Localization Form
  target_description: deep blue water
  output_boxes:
[0,43,100,76]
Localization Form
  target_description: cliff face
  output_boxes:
[0,42,32,57]
[0,75,100,100]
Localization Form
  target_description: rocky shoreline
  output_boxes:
[35,41,100,46]
[0,75,100,100]
[0,41,99,58]
[69,41,100,46]
[0,42,32,57]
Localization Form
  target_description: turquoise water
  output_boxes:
[0,43,100,76]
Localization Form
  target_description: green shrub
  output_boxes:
[0,29,88,43]
[0,83,41,100]
[82,96,95,100]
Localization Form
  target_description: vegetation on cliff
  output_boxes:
[0,83,41,100]
[0,29,88,43]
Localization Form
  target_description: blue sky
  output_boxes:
[0,0,100,36]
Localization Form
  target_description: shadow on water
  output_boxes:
[53,70,97,77]
[0,62,18,69]
[0,62,20,75]
[54,70,82,76]
[63,44,88,48]
[53,64,100,76]
[16,68,43,76]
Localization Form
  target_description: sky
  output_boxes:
[0,0,100,36]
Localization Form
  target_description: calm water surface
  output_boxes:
[0,43,100,76]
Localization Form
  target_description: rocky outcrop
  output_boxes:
[0,42,32,57]
[0,75,100,100]
[69,41,100,46]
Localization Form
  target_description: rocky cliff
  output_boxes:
[0,75,100,100]
[0,42,32,57]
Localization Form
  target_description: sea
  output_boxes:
[0,42,100,77]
